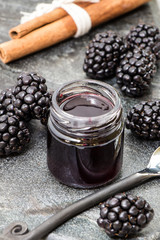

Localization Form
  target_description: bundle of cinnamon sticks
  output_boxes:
[0,0,150,63]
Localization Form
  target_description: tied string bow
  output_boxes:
[21,0,100,37]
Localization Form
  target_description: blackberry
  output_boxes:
[97,193,154,238]
[12,72,51,124]
[116,48,157,97]
[126,100,160,140]
[127,24,160,60]
[0,113,30,156]
[0,88,15,117]
[83,32,128,79]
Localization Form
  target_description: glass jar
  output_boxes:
[47,80,124,189]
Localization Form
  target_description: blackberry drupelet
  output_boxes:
[126,100,160,140]
[0,113,30,156]
[83,32,128,79]
[0,88,15,117]
[97,193,154,238]
[116,48,157,97]
[127,24,160,60]
[12,72,51,124]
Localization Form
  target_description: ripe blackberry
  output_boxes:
[0,113,30,156]
[127,24,160,60]
[0,88,15,117]
[126,100,160,140]
[83,32,128,79]
[116,48,156,97]
[97,193,154,238]
[12,72,51,124]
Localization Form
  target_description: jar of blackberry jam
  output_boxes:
[47,80,124,189]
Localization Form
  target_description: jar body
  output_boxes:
[47,130,124,188]
[47,80,124,189]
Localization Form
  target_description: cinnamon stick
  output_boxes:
[0,0,150,64]
[9,2,90,39]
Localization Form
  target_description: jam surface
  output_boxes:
[61,93,113,117]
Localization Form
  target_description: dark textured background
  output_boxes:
[0,1,160,239]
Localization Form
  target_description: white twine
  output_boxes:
[20,0,100,38]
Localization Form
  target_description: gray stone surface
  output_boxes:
[0,1,160,240]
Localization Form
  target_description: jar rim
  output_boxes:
[51,79,121,124]
[49,79,123,146]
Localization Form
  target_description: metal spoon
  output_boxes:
[1,146,160,240]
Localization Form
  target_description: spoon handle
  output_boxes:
[22,169,153,240]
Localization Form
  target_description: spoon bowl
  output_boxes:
[147,146,160,174]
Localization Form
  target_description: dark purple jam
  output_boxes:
[47,92,124,189]
[47,132,123,188]
[61,93,113,117]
